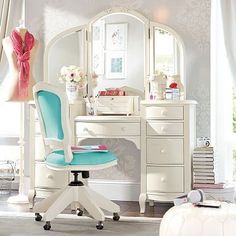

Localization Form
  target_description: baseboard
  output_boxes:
[10,178,141,202]
[88,180,140,201]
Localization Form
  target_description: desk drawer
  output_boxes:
[35,162,68,189]
[146,106,184,120]
[147,166,184,193]
[97,96,133,104]
[147,122,184,136]
[147,138,184,164]
[76,122,140,137]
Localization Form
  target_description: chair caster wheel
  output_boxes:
[96,221,104,230]
[43,221,51,231]
[77,208,83,216]
[113,213,120,221]
[35,213,42,222]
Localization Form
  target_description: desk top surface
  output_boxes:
[75,115,141,123]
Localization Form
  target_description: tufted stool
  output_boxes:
[159,201,236,236]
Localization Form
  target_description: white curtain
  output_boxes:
[0,0,23,83]
[219,1,236,85]
[211,0,236,183]
[0,0,9,60]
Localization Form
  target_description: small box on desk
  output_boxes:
[165,88,180,100]
[96,96,139,116]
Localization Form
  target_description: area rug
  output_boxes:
[0,211,161,236]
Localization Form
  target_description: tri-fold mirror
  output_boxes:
[44,8,185,99]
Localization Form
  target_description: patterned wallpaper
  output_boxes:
[26,0,210,181]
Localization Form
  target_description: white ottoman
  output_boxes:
[159,201,236,236]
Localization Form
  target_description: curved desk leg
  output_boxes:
[139,193,147,214]
[28,189,36,209]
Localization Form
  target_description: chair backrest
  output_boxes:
[33,82,73,163]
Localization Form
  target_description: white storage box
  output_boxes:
[96,96,139,115]
[203,185,235,203]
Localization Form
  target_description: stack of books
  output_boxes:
[192,147,215,187]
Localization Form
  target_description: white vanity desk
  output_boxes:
[36,7,197,213]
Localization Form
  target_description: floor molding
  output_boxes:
[88,180,140,201]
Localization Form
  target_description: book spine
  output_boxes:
[193,169,214,173]
[193,162,214,165]
[193,184,225,189]
[193,154,214,158]
[193,173,215,176]
[193,176,215,180]
[193,180,215,184]
[193,158,214,162]
[193,166,214,169]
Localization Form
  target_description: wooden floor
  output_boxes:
[0,191,173,218]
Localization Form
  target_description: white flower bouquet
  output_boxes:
[59,65,87,89]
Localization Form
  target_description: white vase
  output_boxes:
[66,82,79,101]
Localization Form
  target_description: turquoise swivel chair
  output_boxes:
[33,82,120,231]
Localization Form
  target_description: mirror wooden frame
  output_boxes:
[44,25,87,84]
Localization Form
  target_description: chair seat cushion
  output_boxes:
[46,150,117,168]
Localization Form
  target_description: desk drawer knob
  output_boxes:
[161,110,167,116]
[121,127,126,132]
[160,149,165,153]
[161,177,166,183]
[47,174,53,180]
[160,127,166,132]
[83,128,89,132]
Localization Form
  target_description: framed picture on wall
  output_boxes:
[106,23,128,50]
[105,51,126,79]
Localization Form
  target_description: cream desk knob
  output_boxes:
[47,174,53,180]
[121,127,126,132]
[161,110,167,116]
[83,127,89,132]
[161,177,166,183]
[160,126,166,132]
[160,149,165,153]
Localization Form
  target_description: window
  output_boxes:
[232,90,236,181]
